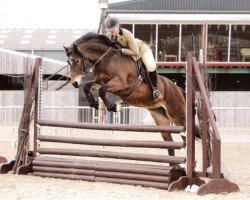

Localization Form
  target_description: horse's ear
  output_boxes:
[63,46,68,51]
[63,46,69,54]
[73,43,79,51]
[73,43,83,58]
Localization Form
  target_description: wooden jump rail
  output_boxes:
[37,135,185,149]
[37,147,186,164]
[37,119,185,133]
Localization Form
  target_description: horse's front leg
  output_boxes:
[83,82,100,110]
[99,85,118,112]
[98,79,123,112]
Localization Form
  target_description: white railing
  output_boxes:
[0,48,68,75]
[0,106,249,133]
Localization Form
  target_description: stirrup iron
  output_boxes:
[153,89,163,101]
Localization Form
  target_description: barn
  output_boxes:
[100,0,250,89]
[98,0,250,132]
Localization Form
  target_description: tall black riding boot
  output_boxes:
[149,70,163,101]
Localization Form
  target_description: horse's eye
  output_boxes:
[75,59,80,64]
[69,58,75,65]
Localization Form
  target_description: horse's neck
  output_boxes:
[83,43,111,64]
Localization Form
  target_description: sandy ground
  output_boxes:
[0,131,250,200]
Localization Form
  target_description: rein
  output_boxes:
[82,47,113,77]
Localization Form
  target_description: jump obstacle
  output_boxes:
[0,53,239,195]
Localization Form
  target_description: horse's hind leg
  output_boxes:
[148,107,175,157]
[165,103,186,143]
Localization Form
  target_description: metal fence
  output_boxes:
[0,106,249,132]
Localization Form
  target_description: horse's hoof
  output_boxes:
[116,102,123,112]
[90,102,99,110]
[107,103,117,112]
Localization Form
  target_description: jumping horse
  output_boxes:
[64,32,186,157]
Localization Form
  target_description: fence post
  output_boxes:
[34,57,42,155]
[186,53,195,184]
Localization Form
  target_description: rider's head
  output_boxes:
[104,16,120,35]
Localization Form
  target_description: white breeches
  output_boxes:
[141,49,157,72]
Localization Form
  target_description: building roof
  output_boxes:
[0,28,96,50]
[108,0,250,14]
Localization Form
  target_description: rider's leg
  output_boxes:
[141,50,163,101]
[148,70,163,100]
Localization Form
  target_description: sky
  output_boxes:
[0,0,127,29]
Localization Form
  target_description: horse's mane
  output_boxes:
[73,32,118,49]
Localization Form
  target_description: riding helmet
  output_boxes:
[105,16,120,32]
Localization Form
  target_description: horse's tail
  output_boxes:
[195,125,201,139]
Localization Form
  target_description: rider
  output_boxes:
[104,16,163,101]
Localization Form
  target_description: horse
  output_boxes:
[63,32,186,157]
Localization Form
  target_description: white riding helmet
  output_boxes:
[104,16,120,32]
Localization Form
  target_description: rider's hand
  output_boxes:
[111,41,122,51]
[115,44,122,52]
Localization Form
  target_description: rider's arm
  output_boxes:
[121,30,139,57]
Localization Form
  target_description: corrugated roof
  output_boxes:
[0,28,96,50]
[108,0,250,13]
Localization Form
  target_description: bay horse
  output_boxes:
[64,32,186,157]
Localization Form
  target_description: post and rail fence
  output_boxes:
[0,54,240,194]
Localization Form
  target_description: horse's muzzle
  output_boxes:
[72,82,80,88]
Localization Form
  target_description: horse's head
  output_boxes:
[63,44,91,88]
[64,32,119,88]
